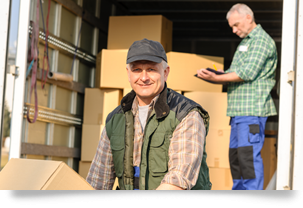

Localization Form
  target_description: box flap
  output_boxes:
[43,163,94,190]
[0,158,61,190]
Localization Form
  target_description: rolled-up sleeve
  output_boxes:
[160,110,206,190]
[234,39,270,81]
[86,127,116,190]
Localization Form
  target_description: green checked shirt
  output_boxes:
[225,24,277,117]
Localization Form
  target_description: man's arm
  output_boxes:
[196,68,244,84]
[86,127,116,190]
[197,37,274,84]
[157,111,206,190]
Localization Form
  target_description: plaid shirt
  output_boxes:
[225,24,277,117]
[86,95,206,190]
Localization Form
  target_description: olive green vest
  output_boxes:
[105,85,212,190]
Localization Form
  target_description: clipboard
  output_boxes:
[194,68,224,84]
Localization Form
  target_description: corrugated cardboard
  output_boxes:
[107,15,172,52]
[79,161,92,179]
[183,91,230,129]
[83,88,121,125]
[123,88,133,97]
[0,158,94,190]
[205,128,231,169]
[261,137,277,189]
[209,167,232,190]
[173,90,182,94]
[96,49,130,89]
[96,49,224,92]
[81,124,105,161]
[166,52,224,92]
[113,177,119,190]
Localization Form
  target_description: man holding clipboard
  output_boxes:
[197,3,277,190]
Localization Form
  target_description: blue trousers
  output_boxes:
[229,116,267,190]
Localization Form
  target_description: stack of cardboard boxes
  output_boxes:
[78,88,122,188]
[184,92,232,190]
[80,14,232,190]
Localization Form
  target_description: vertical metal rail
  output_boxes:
[292,0,303,190]
[9,0,31,159]
[0,0,11,166]
[276,0,298,190]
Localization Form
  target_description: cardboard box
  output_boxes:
[209,167,232,190]
[96,49,130,89]
[205,128,231,169]
[96,49,224,92]
[83,88,122,125]
[183,91,230,129]
[107,15,173,52]
[166,52,224,92]
[0,158,94,190]
[113,177,119,190]
[81,124,105,161]
[261,137,277,189]
[123,88,133,97]
[79,161,92,179]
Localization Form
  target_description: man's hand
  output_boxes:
[156,183,184,190]
[196,68,223,84]
[197,68,244,83]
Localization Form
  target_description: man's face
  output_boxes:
[228,11,252,38]
[127,60,170,106]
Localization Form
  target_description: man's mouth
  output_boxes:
[138,83,152,87]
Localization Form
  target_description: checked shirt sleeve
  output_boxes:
[86,127,116,190]
[234,38,273,81]
[160,110,206,190]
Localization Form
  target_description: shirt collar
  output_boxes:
[246,24,261,39]
[131,95,160,115]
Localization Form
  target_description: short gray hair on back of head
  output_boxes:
[226,3,255,22]
[127,60,168,70]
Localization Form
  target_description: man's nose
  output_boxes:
[140,70,149,81]
[233,27,237,34]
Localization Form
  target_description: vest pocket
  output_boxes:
[110,135,125,177]
[149,133,168,176]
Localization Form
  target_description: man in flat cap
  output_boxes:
[86,38,211,190]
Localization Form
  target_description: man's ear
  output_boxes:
[246,14,253,23]
[164,66,170,82]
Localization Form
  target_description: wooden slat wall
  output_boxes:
[21,143,80,158]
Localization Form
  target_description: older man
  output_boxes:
[197,4,277,190]
[87,38,211,190]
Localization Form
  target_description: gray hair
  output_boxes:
[127,60,168,70]
[226,3,255,22]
